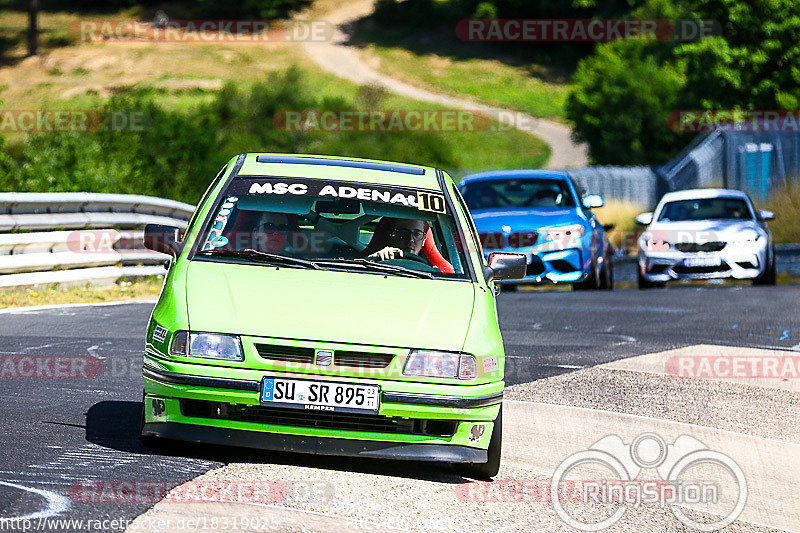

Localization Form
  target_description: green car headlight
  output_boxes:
[170,331,243,361]
[403,350,477,379]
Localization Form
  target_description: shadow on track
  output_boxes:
[85,401,470,483]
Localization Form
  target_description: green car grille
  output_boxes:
[254,343,395,368]
[180,399,457,437]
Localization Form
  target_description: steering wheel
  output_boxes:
[378,252,438,272]
[383,252,428,264]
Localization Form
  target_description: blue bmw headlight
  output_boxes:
[542,224,585,249]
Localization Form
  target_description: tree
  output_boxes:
[566,0,800,164]
[566,41,683,164]
[28,0,38,56]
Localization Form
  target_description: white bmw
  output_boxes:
[636,189,776,288]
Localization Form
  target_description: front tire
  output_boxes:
[638,271,666,289]
[599,256,614,290]
[460,407,502,479]
[573,261,601,291]
[752,249,777,285]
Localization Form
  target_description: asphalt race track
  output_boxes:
[0,285,798,532]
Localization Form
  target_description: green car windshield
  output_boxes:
[193,176,472,279]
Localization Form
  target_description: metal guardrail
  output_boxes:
[568,166,659,207]
[0,193,195,288]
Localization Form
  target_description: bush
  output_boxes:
[3,68,457,204]
[566,41,684,164]
[7,96,223,203]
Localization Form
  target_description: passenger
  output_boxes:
[233,211,301,253]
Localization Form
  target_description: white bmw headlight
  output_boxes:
[170,331,243,361]
[403,350,477,379]
[735,230,762,243]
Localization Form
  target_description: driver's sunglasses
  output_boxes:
[389,228,425,242]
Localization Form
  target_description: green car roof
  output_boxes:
[236,153,443,191]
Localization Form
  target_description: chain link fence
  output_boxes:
[565,130,800,208]
[567,166,658,206]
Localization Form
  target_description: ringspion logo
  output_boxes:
[550,433,747,531]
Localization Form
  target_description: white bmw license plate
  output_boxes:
[260,377,380,414]
[684,256,722,268]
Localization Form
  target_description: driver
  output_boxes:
[360,218,427,261]
[535,187,561,206]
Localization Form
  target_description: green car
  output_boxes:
[140,154,526,478]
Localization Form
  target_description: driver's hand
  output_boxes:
[369,247,404,260]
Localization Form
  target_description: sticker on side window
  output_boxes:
[202,196,238,250]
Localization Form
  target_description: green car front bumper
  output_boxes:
[142,358,503,463]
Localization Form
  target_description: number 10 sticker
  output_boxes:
[417,192,447,214]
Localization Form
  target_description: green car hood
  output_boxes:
[185,260,476,351]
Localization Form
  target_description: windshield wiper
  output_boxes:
[196,249,321,270]
[315,258,433,279]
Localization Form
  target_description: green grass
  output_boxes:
[0,277,162,308]
[139,70,551,175]
[765,182,800,244]
[291,70,551,174]
[352,25,571,122]
[3,60,549,177]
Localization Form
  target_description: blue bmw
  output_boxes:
[458,170,613,290]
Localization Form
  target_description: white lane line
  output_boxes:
[609,334,637,346]
[0,339,88,355]
[504,356,585,369]
[0,480,71,520]
[0,300,157,314]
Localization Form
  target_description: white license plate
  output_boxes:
[260,377,380,414]
[684,256,722,267]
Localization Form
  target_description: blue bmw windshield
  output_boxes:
[461,178,576,210]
